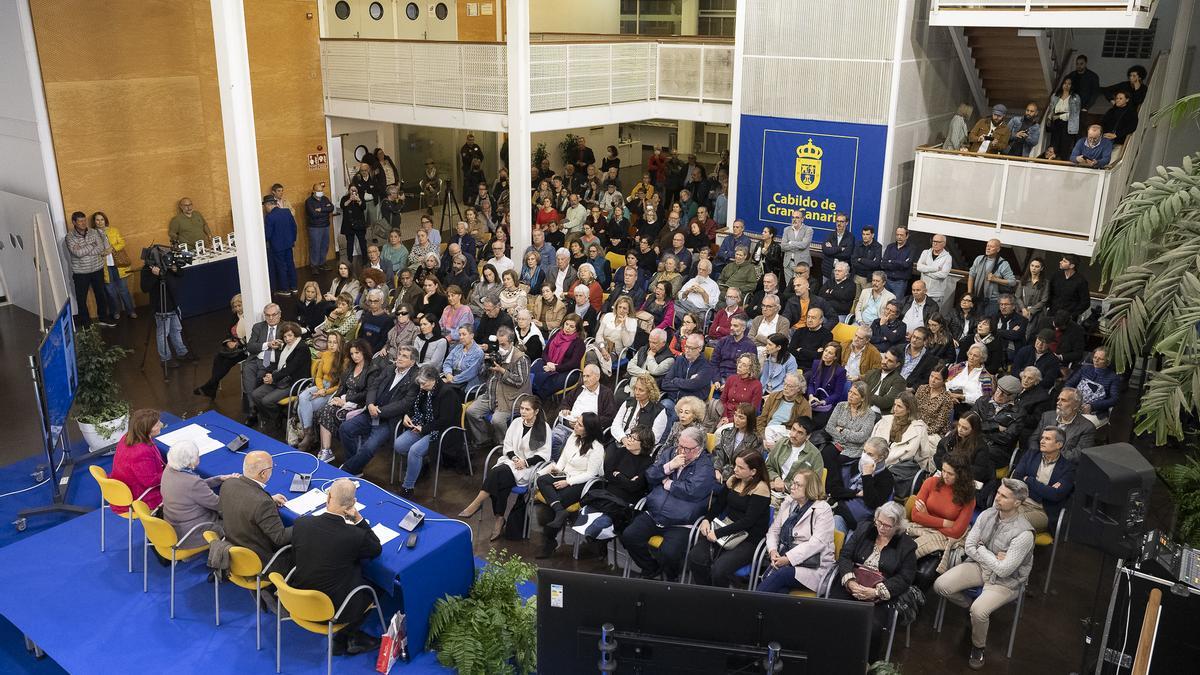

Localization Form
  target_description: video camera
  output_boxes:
[141,243,195,270]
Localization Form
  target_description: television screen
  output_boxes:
[37,302,78,435]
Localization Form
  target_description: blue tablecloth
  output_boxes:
[155,411,475,654]
[177,255,240,318]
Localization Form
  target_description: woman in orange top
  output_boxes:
[907,452,976,560]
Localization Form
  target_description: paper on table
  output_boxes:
[372,523,401,545]
[283,489,327,515]
[192,435,227,455]
[312,502,365,517]
[157,424,212,446]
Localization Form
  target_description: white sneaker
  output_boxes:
[317,449,334,463]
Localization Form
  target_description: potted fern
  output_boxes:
[558,133,581,171]
[74,325,132,450]
[427,549,537,675]
[1161,455,1200,547]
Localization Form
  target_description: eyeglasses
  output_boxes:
[677,443,699,452]
[873,519,896,530]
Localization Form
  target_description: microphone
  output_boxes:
[279,466,312,492]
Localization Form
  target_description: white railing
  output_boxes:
[320,39,734,116]
[932,0,1152,9]
[929,0,1157,28]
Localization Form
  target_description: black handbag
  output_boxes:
[889,586,926,626]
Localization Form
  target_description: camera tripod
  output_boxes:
[437,179,463,242]
[138,269,191,383]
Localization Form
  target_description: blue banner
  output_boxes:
[737,114,888,241]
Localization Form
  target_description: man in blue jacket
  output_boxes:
[264,196,298,296]
[714,218,752,276]
[880,225,913,302]
[1011,426,1075,532]
[850,225,883,298]
[660,333,713,414]
[304,182,334,273]
[620,426,717,580]
[821,212,855,282]
[1063,346,1120,425]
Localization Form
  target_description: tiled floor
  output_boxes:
[0,273,1184,674]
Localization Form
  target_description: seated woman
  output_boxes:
[293,281,330,335]
[829,437,895,532]
[314,339,373,463]
[414,314,449,369]
[686,449,772,587]
[806,342,847,427]
[650,253,685,297]
[914,365,956,439]
[194,293,248,399]
[381,228,409,275]
[568,239,589,269]
[393,366,459,496]
[439,285,474,344]
[828,501,917,662]
[575,263,605,312]
[947,343,994,407]
[356,288,392,356]
[759,468,836,594]
[871,392,933,499]
[323,261,360,304]
[664,395,709,450]
[610,374,669,448]
[822,380,878,466]
[458,397,552,540]
[530,283,567,333]
[315,293,359,343]
[384,303,419,356]
[719,353,763,424]
[413,275,449,323]
[498,269,527,317]
[536,412,606,558]
[357,268,389,308]
[595,296,638,363]
[250,322,311,430]
[906,453,976,583]
[637,280,676,333]
[533,315,586,399]
[712,403,764,482]
[110,408,167,514]
[160,440,235,548]
[760,334,797,394]
[925,313,958,362]
[957,316,1004,374]
[407,227,438,271]
[518,250,545,294]
[935,412,996,487]
[573,426,657,541]
[295,332,343,452]
[668,312,703,356]
[470,265,503,317]
[514,308,545,363]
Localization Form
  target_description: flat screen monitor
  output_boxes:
[37,302,78,436]
[537,569,871,674]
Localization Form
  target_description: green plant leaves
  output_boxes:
[73,325,131,425]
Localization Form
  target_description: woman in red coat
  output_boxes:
[720,353,764,423]
[109,408,167,514]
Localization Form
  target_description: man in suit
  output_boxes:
[1027,387,1095,462]
[861,347,907,413]
[241,304,284,426]
[218,451,292,573]
[339,347,419,474]
[465,327,532,454]
[290,479,383,656]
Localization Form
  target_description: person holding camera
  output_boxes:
[141,251,195,369]
[464,327,530,454]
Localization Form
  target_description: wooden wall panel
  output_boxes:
[30,0,327,304]
[457,0,504,42]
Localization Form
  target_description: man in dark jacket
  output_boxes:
[850,225,883,295]
[290,478,382,656]
[219,451,293,573]
[992,294,1029,363]
[973,375,1023,469]
[304,182,335,273]
[869,300,906,354]
[1049,310,1087,367]
[880,226,914,301]
[339,347,418,473]
[861,348,907,413]
[264,197,298,296]
[1011,330,1062,391]
[789,308,833,374]
[620,426,717,580]
[1046,254,1090,319]
[141,257,195,368]
[661,333,713,408]
[821,213,856,282]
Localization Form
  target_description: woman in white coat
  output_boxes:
[870,391,934,499]
[457,397,551,540]
[758,468,836,594]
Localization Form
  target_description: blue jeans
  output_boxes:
[307,226,329,268]
[297,387,330,428]
[550,422,573,462]
[394,429,435,489]
[268,247,297,291]
[885,279,908,303]
[105,266,135,315]
[154,310,188,362]
[339,412,392,474]
[758,566,809,594]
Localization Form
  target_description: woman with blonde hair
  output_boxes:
[498,269,527,317]
[759,467,836,594]
[871,391,933,498]
[943,102,973,151]
[295,332,344,452]
[293,280,328,334]
[664,395,709,450]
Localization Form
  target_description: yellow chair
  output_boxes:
[89,465,143,573]
[605,251,626,272]
[787,528,845,598]
[703,345,714,361]
[706,433,717,453]
[132,500,212,618]
[831,322,856,345]
[205,531,291,650]
[269,570,385,675]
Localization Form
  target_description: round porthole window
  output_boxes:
[435,3,449,20]
[369,2,384,20]
[334,1,351,20]
[406,2,420,20]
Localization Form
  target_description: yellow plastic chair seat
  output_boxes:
[294,617,351,635]
[534,491,582,513]
[277,397,295,406]
[1034,533,1053,546]
[789,589,817,598]
[831,322,856,344]
[648,535,664,549]
[155,543,209,561]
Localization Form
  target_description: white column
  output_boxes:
[16,2,67,243]
[677,121,696,156]
[210,0,271,321]
[506,0,532,258]
[1150,0,1195,169]
[726,0,748,225]
[681,0,699,36]
[874,0,911,243]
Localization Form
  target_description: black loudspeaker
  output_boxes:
[1070,443,1155,558]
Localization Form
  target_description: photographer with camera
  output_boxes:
[141,246,196,369]
[464,326,530,455]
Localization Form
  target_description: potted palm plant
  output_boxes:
[74,325,132,450]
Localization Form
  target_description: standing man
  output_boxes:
[880,226,913,302]
[1064,54,1101,112]
[781,210,814,285]
[459,133,484,184]
[850,225,883,299]
[821,212,855,283]
[967,238,1016,317]
[65,211,113,328]
[168,198,212,248]
[268,183,294,214]
[263,197,298,297]
[915,233,953,311]
[305,182,334,274]
[1046,254,1091,320]
[141,257,195,370]
[573,136,597,176]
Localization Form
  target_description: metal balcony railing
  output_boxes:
[929,0,1157,28]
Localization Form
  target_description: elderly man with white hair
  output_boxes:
[549,248,577,297]
[551,363,617,460]
[674,258,721,318]
[159,441,237,548]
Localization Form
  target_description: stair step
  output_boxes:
[967,36,1038,47]
[971,48,1042,61]
[965,27,1022,36]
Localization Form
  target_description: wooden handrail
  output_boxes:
[915,144,1089,169]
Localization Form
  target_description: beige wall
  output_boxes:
[529,0,620,34]
[30,0,328,302]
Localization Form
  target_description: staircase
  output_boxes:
[965,27,1049,111]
